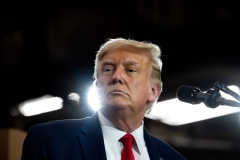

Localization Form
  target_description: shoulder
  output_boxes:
[22,116,98,159]
[39,117,90,129]
[145,131,185,160]
[28,116,94,138]
[152,135,185,159]
[149,135,176,151]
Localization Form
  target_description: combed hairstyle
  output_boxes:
[93,38,163,113]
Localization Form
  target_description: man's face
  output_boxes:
[96,50,158,115]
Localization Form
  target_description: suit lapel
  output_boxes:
[144,128,163,160]
[78,113,107,160]
[78,113,167,160]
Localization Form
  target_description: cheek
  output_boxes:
[135,77,150,88]
[96,81,107,99]
[132,80,150,94]
[96,78,109,91]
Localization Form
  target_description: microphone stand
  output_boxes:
[204,81,240,108]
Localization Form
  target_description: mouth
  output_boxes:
[109,89,128,96]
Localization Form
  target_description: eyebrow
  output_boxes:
[101,59,140,66]
[123,61,140,66]
[101,61,115,67]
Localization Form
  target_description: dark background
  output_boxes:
[1,0,240,159]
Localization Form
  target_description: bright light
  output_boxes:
[18,95,63,116]
[145,85,240,126]
[68,93,80,102]
[87,85,101,111]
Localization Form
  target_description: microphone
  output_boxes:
[176,85,240,108]
[176,85,205,105]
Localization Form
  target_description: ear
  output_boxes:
[147,84,161,103]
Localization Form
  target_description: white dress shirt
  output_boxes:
[98,110,150,160]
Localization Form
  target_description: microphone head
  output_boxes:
[176,85,202,104]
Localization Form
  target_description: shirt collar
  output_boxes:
[98,110,146,155]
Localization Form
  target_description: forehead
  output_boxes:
[100,49,150,65]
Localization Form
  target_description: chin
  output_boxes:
[102,100,131,110]
[100,94,134,109]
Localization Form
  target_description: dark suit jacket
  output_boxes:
[21,113,185,160]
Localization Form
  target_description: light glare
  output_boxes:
[19,95,63,116]
[87,85,101,111]
[68,93,80,102]
[145,85,240,126]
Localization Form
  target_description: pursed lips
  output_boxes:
[108,89,128,96]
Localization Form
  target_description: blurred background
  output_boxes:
[0,0,240,159]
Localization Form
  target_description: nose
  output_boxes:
[110,67,125,85]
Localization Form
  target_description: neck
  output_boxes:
[100,107,144,133]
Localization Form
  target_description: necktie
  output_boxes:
[119,134,135,160]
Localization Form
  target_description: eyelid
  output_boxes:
[126,66,139,73]
[102,65,115,72]
[127,68,136,72]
